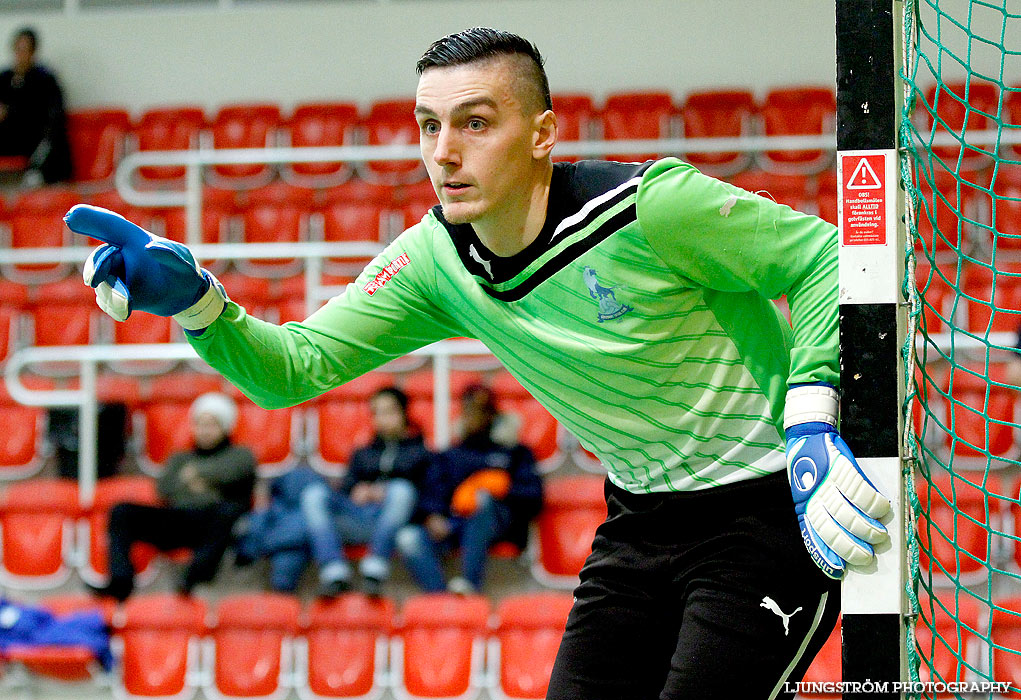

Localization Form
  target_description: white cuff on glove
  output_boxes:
[784,384,839,430]
[172,280,227,331]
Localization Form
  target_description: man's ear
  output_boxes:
[533,109,557,159]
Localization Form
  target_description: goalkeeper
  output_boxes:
[67,27,889,700]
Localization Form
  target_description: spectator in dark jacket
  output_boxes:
[0,27,71,183]
[88,393,257,601]
[238,387,430,596]
[397,384,543,593]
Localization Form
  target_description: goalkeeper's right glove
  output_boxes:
[784,384,892,579]
[64,204,227,332]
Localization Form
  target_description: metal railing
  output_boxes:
[4,338,490,505]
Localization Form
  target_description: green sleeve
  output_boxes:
[185,226,466,408]
[636,158,839,387]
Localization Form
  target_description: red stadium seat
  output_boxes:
[118,593,207,700]
[532,474,606,587]
[601,90,677,162]
[912,170,981,262]
[299,594,395,699]
[921,81,999,176]
[726,170,812,211]
[940,362,1017,461]
[914,592,982,686]
[393,593,490,700]
[991,597,1021,687]
[310,400,373,476]
[208,593,302,699]
[960,263,1021,336]
[3,187,78,283]
[392,180,439,236]
[914,263,957,335]
[916,473,1004,584]
[207,102,282,188]
[80,475,163,587]
[67,108,131,189]
[283,101,359,186]
[361,98,427,184]
[680,89,757,176]
[231,394,300,476]
[798,617,841,696]
[26,277,96,347]
[236,183,317,278]
[0,478,79,588]
[153,186,237,246]
[0,280,26,364]
[0,384,44,478]
[759,87,836,174]
[319,180,392,276]
[550,93,598,163]
[988,163,1021,252]
[488,593,573,700]
[816,170,838,225]
[4,594,117,682]
[491,371,561,467]
[132,105,207,183]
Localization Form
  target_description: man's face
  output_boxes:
[12,36,34,74]
[192,412,227,450]
[370,393,407,440]
[415,58,542,227]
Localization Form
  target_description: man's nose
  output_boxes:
[433,127,460,166]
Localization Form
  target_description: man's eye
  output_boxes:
[467,119,485,130]
[422,122,439,135]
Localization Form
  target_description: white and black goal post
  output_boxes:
[835,1,909,698]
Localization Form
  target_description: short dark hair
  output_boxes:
[13,27,37,53]
[416,27,552,112]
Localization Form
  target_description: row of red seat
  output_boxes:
[914,262,1021,338]
[0,368,572,478]
[912,361,1021,464]
[2,590,574,700]
[5,589,1019,699]
[49,86,844,193]
[0,473,606,593]
[41,80,1013,194]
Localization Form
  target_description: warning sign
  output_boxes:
[841,153,887,246]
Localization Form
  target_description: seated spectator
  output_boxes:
[237,387,430,596]
[0,27,71,184]
[87,393,256,601]
[396,384,544,594]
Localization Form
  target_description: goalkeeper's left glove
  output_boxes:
[784,383,891,579]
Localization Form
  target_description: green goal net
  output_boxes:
[902,0,1021,696]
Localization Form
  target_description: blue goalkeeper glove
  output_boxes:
[784,384,891,579]
[64,204,227,331]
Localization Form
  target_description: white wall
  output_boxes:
[0,0,837,116]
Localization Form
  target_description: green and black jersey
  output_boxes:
[187,158,838,494]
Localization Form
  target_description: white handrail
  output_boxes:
[4,338,490,505]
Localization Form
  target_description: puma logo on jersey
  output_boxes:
[362,253,410,296]
[760,596,802,636]
[469,245,492,279]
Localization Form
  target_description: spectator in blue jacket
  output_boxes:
[396,384,544,593]
[238,387,430,596]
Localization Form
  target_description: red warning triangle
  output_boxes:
[846,158,882,190]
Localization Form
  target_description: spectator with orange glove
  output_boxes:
[396,384,543,593]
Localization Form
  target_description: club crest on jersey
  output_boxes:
[583,266,632,322]
[362,254,410,296]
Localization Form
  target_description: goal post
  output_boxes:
[835,2,910,698]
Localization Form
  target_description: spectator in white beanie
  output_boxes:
[87,392,257,601]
